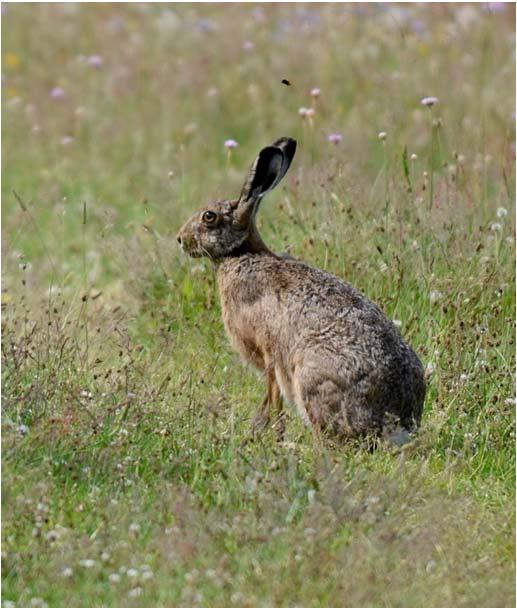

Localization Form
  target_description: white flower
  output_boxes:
[128,587,143,598]
[429,291,442,303]
[79,559,96,568]
[393,319,402,328]
[62,567,73,578]
[142,570,154,581]
[489,222,502,232]
[378,131,387,141]
[421,96,438,107]
[223,139,238,150]
[109,573,121,584]
[127,568,139,578]
[496,207,508,218]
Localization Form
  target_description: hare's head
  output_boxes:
[177,137,296,260]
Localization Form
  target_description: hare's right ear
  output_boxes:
[234,137,296,226]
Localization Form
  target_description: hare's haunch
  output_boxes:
[177,137,425,441]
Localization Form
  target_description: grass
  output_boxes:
[2,4,515,607]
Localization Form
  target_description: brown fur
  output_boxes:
[177,137,425,441]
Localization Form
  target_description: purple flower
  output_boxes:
[87,55,103,69]
[485,2,507,12]
[50,87,66,100]
[224,139,238,150]
[242,41,254,52]
[421,96,438,107]
[310,87,321,98]
[328,133,343,145]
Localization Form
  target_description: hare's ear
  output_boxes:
[234,137,296,225]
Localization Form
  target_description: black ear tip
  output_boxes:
[273,136,297,160]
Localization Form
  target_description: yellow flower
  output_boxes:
[5,53,21,70]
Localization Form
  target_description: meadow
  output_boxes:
[2,3,516,607]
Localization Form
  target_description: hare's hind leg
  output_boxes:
[251,371,284,440]
[293,367,382,440]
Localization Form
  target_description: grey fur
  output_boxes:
[177,137,425,440]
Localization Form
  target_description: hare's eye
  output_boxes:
[202,210,217,224]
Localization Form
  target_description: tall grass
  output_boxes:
[2,4,515,607]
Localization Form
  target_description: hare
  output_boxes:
[177,137,425,442]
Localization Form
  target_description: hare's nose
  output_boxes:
[177,235,182,245]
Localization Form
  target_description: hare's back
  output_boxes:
[219,254,399,342]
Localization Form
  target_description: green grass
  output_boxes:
[2,4,515,607]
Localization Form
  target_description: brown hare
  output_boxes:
[177,137,425,442]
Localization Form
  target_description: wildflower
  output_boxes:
[60,136,74,146]
[421,96,438,107]
[18,424,29,435]
[410,153,418,160]
[128,587,143,598]
[378,131,387,141]
[129,522,141,534]
[242,41,254,51]
[429,291,442,303]
[310,87,321,98]
[142,570,154,581]
[5,52,20,70]
[489,222,502,232]
[305,107,315,118]
[62,567,73,578]
[393,319,402,327]
[87,55,103,69]
[485,2,507,12]
[109,573,121,583]
[224,139,238,150]
[496,207,508,218]
[298,107,308,117]
[127,568,139,578]
[79,559,96,568]
[50,87,65,100]
[328,133,342,145]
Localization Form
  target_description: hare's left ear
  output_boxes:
[234,137,296,226]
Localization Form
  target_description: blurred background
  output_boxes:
[3,3,515,300]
